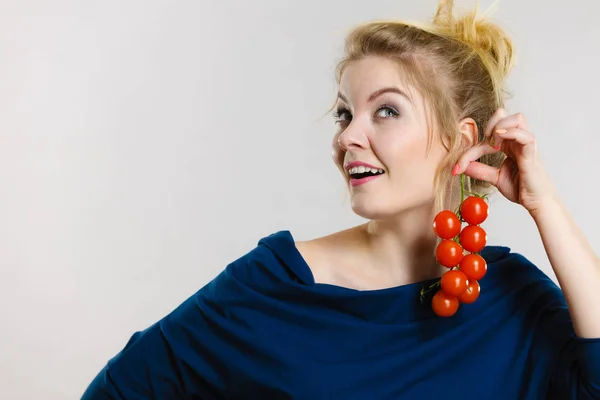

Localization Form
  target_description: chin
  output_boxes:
[350,194,397,220]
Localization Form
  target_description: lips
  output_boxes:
[344,161,385,187]
[349,174,383,187]
[344,161,384,171]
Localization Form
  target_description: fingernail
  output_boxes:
[496,129,507,134]
[493,145,500,150]
[452,163,460,176]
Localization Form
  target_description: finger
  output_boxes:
[463,161,500,186]
[485,110,532,149]
[453,140,501,175]
[496,127,535,146]
[494,112,531,133]
[484,108,509,143]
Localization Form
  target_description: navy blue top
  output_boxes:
[82,230,600,399]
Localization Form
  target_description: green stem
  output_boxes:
[460,173,465,204]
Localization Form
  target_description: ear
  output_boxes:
[458,117,478,146]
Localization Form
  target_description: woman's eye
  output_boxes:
[333,108,352,123]
[376,106,400,119]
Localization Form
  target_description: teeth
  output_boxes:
[347,166,384,175]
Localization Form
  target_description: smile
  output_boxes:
[345,164,386,187]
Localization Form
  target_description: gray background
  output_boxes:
[1,0,598,398]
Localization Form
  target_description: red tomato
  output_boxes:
[460,196,489,225]
[435,240,464,268]
[440,270,468,297]
[459,225,487,253]
[431,290,459,317]
[433,210,461,239]
[459,253,487,280]
[458,280,480,304]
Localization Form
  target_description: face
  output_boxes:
[332,55,448,220]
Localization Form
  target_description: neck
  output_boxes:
[358,203,445,285]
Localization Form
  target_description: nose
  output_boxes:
[336,121,370,152]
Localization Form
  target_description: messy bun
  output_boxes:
[335,0,516,213]
[431,0,515,105]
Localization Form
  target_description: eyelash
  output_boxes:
[332,104,400,124]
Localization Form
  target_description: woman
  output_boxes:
[82,1,600,398]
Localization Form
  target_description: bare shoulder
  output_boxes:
[294,227,364,285]
[294,237,333,284]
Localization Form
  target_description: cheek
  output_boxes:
[372,134,422,169]
[331,133,344,169]
[375,135,442,189]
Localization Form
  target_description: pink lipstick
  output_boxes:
[344,161,385,187]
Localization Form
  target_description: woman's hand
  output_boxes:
[452,108,556,214]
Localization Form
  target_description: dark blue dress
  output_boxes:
[82,230,600,399]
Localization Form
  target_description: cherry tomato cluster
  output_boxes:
[429,195,489,317]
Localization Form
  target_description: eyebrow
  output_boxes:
[337,87,412,105]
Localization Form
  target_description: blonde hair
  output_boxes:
[335,0,515,213]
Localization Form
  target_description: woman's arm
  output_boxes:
[530,195,600,338]
[455,109,600,396]
[455,108,600,338]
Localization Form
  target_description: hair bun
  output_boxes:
[433,0,515,80]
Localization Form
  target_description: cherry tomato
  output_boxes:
[433,210,461,239]
[460,196,489,225]
[459,253,487,281]
[435,240,464,268]
[459,225,487,253]
[441,270,468,297]
[432,290,459,317]
[458,280,480,304]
